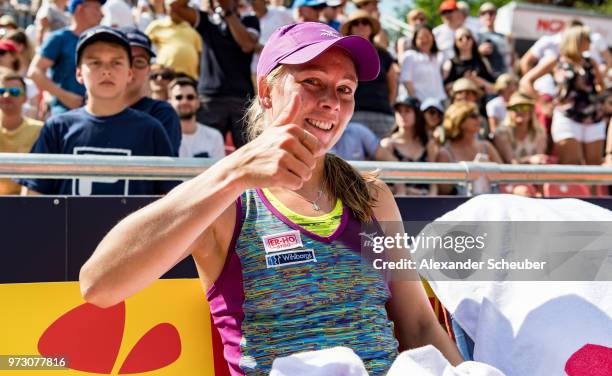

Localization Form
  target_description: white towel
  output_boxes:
[269,346,369,376]
[387,345,505,376]
[418,195,612,376]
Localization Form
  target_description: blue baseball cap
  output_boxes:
[293,0,327,8]
[68,0,106,14]
[119,26,156,58]
[76,26,132,64]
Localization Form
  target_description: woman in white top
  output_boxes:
[399,25,447,103]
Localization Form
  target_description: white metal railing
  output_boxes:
[2,153,612,188]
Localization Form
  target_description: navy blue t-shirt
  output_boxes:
[196,12,259,99]
[131,96,182,156]
[17,107,176,195]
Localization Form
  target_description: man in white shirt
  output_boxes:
[169,77,225,159]
[433,0,464,61]
[101,0,135,27]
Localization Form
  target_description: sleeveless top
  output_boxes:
[555,58,602,124]
[445,141,490,196]
[207,189,399,375]
[393,145,430,192]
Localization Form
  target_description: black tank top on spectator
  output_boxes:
[393,145,429,192]
[354,46,394,115]
[196,12,260,99]
[555,58,602,124]
[443,56,495,85]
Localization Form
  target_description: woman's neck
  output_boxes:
[396,126,416,141]
[459,49,472,60]
[514,122,529,139]
[453,133,477,147]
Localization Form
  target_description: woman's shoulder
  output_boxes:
[368,179,401,222]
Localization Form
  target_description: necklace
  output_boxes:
[287,189,324,211]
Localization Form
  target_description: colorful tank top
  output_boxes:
[207,189,399,375]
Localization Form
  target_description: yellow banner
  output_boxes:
[0,280,217,375]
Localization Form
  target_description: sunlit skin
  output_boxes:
[125,46,151,101]
[77,42,133,100]
[454,90,478,103]
[395,105,415,132]
[261,47,357,157]
[79,0,104,30]
[0,78,26,119]
[349,20,373,40]
[414,27,434,54]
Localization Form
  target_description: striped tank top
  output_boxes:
[207,189,398,375]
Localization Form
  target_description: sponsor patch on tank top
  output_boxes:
[262,230,303,253]
[265,249,317,268]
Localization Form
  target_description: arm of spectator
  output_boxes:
[478,41,493,56]
[519,55,556,101]
[590,58,604,93]
[387,62,399,106]
[519,49,538,76]
[28,55,84,110]
[604,118,612,166]
[36,17,49,46]
[374,145,397,162]
[601,49,612,72]
[466,70,494,95]
[399,52,417,97]
[396,37,407,58]
[492,130,515,164]
[435,147,454,195]
[484,141,503,164]
[20,186,42,195]
[224,12,258,54]
[487,116,498,135]
[442,59,451,81]
[168,0,198,26]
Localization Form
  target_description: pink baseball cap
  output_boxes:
[257,22,380,81]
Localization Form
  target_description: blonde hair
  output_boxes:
[244,66,380,222]
[559,25,590,62]
[504,104,544,142]
[443,101,478,141]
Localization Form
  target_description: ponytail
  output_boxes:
[323,153,380,223]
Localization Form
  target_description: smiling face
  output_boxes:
[414,27,433,53]
[76,41,133,100]
[261,47,357,154]
[0,78,26,115]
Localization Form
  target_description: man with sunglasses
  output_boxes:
[121,26,182,156]
[0,68,43,195]
[168,77,224,159]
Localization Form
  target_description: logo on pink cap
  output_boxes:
[256,22,380,82]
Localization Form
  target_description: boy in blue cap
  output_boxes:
[28,0,105,116]
[121,26,182,156]
[19,26,175,196]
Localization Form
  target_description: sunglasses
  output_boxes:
[457,35,473,42]
[425,108,442,116]
[466,112,480,119]
[480,10,496,16]
[150,72,173,80]
[509,104,532,113]
[0,87,23,97]
[0,50,11,56]
[440,10,454,15]
[352,19,371,26]
[174,94,197,101]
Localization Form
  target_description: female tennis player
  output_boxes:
[80,22,462,375]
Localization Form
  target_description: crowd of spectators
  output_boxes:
[0,0,610,197]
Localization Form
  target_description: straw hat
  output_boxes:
[340,9,381,37]
[451,78,483,98]
[494,73,517,93]
[506,92,535,108]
